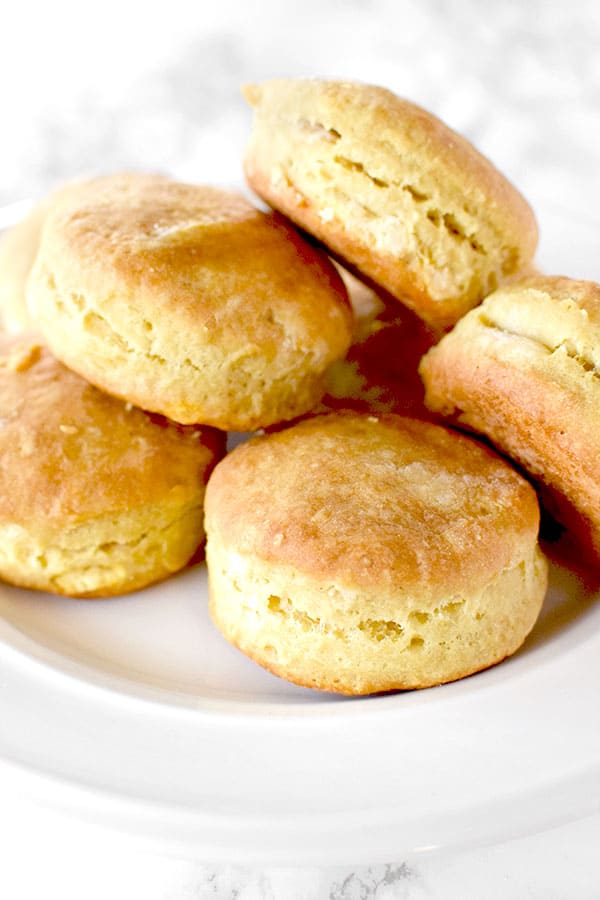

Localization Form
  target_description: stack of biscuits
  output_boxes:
[1,78,596,695]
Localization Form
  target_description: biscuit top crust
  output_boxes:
[469,275,600,363]
[28,173,351,360]
[421,275,600,414]
[205,412,540,598]
[0,333,223,527]
[0,174,154,332]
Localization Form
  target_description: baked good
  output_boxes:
[242,78,538,331]
[205,413,547,694]
[26,173,352,430]
[0,333,224,597]
[420,274,600,565]
[321,267,436,417]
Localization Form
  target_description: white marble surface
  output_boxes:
[1,0,600,897]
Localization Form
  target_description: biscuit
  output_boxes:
[242,78,538,331]
[420,275,600,565]
[0,333,224,597]
[27,173,352,430]
[205,413,547,694]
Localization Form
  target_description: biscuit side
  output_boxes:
[243,79,538,331]
[207,540,547,694]
[0,497,205,598]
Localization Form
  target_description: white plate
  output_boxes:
[0,199,599,865]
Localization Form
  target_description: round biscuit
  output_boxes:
[26,173,352,430]
[0,333,224,597]
[205,412,547,694]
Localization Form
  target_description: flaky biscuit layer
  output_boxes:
[243,79,538,331]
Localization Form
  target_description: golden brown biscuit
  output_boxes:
[27,173,352,430]
[205,413,547,694]
[420,275,600,565]
[0,333,224,597]
[242,78,538,331]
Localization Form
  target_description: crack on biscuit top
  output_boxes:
[479,311,600,376]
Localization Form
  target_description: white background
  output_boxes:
[1,0,600,897]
